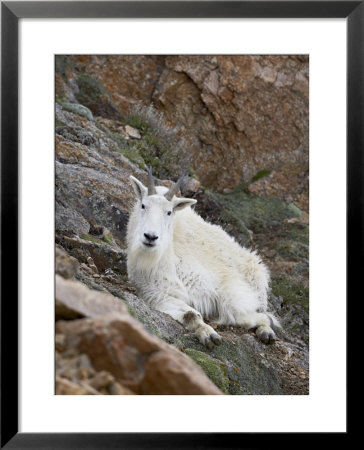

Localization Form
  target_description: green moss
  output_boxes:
[103,234,114,244]
[184,348,230,394]
[271,277,309,313]
[173,333,282,395]
[80,234,105,245]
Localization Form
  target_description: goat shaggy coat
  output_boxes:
[127,173,280,348]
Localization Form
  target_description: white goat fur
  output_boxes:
[127,175,280,348]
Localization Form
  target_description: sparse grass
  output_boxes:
[231,169,272,194]
[125,114,150,134]
[124,104,190,179]
[250,169,271,183]
[126,104,170,137]
[116,146,147,170]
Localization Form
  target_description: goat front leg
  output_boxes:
[157,298,222,350]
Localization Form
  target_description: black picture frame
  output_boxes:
[1,1,357,448]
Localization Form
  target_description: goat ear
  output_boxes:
[173,197,197,212]
[130,176,147,200]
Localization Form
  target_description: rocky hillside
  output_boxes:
[55,55,309,395]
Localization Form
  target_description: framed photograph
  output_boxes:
[1,1,356,447]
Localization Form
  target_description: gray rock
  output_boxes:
[124,125,141,139]
[62,235,127,275]
[56,202,90,236]
[108,288,185,343]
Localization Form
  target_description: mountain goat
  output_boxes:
[126,168,280,349]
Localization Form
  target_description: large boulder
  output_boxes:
[56,276,222,395]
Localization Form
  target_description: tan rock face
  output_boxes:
[65,55,308,209]
[56,348,136,395]
[155,55,308,200]
[56,276,222,395]
[55,274,128,320]
[57,313,222,395]
[67,55,165,116]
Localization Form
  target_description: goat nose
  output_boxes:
[144,233,158,241]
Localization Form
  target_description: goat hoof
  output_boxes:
[256,327,276,345]
[211,333,222,345]
[259,331,270,344]
[203,333,222,349]
[204,337,215,350]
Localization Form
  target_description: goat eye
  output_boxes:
[167,211,172,216]
[141,204,145,209]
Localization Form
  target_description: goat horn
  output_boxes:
[164,172,185,201]
[147,166,157,196]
